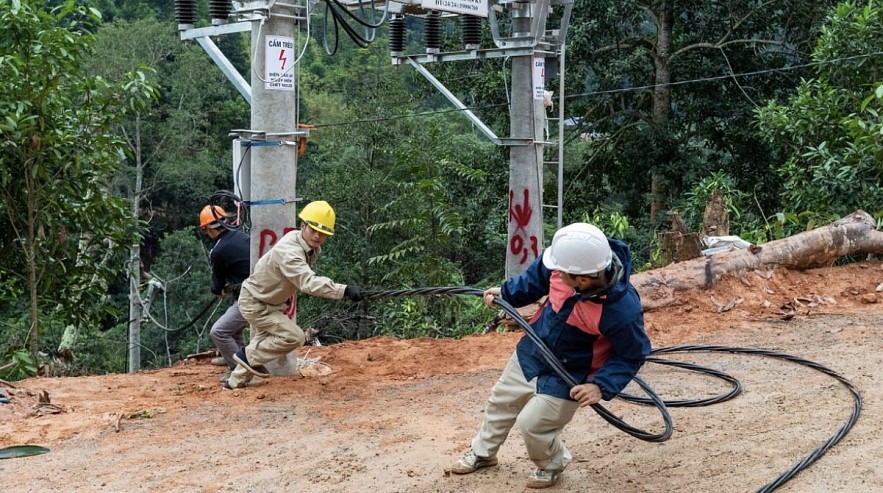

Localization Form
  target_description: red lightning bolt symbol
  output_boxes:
[279,49,287,70]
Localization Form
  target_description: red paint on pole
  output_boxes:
[508,189,539,264]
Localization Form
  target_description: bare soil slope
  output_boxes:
[1,261,882,493]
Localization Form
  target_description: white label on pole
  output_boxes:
[533,57,545,100]
[420,0,488,17]
[265,35,295,91]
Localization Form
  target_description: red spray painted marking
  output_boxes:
[258,227,296,256]
[509,189,539,264]
[258,226,298,319]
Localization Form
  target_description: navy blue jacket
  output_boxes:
[501,239,650,401]
[209,229,250,297]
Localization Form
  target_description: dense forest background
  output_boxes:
[1,0,882,378]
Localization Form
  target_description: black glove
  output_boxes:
[222,282,242,298]
[344,285,367,302]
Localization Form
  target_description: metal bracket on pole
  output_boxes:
[194,36,253,104]
[487,0,549,49]
[406,59,532,146]
[230,128,310,145]
[180,22,254,104]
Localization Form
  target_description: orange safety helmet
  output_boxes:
[199,205,227,229]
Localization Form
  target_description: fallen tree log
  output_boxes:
[633,210,883,311]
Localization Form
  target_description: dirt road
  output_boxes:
[1,261,882,492]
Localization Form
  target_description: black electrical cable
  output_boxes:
[651,345,862,493]
[327,0,388,29]
[323,0,372,50]
[619,357,742,407]
[150,297,220,333]
[361,286,863,492]
[207,190,248,233]
[322,2,341,55]
[363,286,674,442]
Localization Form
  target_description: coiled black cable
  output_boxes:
[207,190,248,233]
[361,286,862,492]
[650,345,862,493]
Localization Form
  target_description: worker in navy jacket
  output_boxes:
[199,205,250,373]
[450,223,650,489]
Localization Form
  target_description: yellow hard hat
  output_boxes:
[199,205,227,229]
[298,200,335,235]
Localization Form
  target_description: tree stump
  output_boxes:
[659,211,703,265]
[702,192,730,236]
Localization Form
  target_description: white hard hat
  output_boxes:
[542,223,612,275]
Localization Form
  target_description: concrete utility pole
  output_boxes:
[506,11,548,278]
[176,0,308,268]
[128,0,307,373]
[390,0,571,277]
[244,14,303,265]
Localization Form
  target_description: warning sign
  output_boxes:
[265,35,295,91]
[533,57,545,100]
[420,0,487,17]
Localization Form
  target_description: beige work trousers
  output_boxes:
[470,352,578,471]
[227,293,306,388]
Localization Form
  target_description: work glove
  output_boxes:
[220,282,242,299]
[344,285,367,302]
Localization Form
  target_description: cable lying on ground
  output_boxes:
[362,286,862,492]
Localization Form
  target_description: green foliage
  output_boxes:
[577,208,660,272]
[679,170,764,238]
[684,172,734,225]
[772,210,842,237]
[86,18,248,242]
[0,0,156,358]
[579,209,634,240]
[374,294,490,340]
[562,0,837,226]
[757,0,883,220]
[0,348,38,381]
[75,16,249,372]
[137,228,216,368]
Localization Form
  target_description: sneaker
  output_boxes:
[526,467,564,489]
[218,371,232,382]
[449,448,498,475]
[233,349,270,378]
[222,379,233,390]
[211,356,227,366]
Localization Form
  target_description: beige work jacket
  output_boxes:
[240,230,345,310]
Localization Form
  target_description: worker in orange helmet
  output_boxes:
[199,205,251,380]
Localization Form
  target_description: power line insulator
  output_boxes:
[175,0,197,28]
[461,15,481,50]
[425,11,441,54]
[209,0,231,25]
[389,14,406,56]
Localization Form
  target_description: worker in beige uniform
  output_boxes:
[224,200,366,390]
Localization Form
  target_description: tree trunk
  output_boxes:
[634,210,883,310]
[25,155,39,359]
[127,115,145,372]
[658,210,702,265]
[658,231,703,265]
[649,1,673,226]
